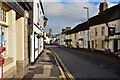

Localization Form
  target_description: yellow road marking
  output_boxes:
[50,48,75,80]
[51,49,66,79]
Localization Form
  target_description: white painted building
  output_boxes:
[60,33,65,46]
[56,34,60,45]
[44,33,51,44]
[30,0,47,64]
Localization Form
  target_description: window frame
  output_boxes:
[0,25,7,57]
[101,40,104,48]
[95,28,97,36]
[0,8,6,22]
[95,40,98,48]
[101,27,105,35]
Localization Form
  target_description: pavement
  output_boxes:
[23,48,61,79]
[22,45,120,79]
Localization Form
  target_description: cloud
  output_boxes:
[43,0,118,34]
[42,0,119,2]
[43,1,98,19]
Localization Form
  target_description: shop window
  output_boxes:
[0,26,7,55]
[0,26,7,47]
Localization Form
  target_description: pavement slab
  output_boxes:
[23,48,61,79]
[44,65,53,69]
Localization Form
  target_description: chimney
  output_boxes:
[62,29,65,32]
[99,1,108,13]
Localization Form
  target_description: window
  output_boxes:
[101,40,104,48]
[0,26,7,56]
[84,40,86,45]
[101,27,105,35]
[0,8,6,22]
[0,7,1,21]
[0,26,7,47]
[95,40,98,48]
[37,3,40,23]
[95,28,97,36]
[75,33,76,39]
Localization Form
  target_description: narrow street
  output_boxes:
[48,45,120,78]
[1,0,120,79]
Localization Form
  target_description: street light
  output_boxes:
[43,16,48,27]
[84,6,90,49]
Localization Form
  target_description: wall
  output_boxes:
[3,10,16,78]
[78,31,84,48]
[61,34,65,46]
[78,30,88,49]
[108,19,120,52]
[71,33,75,48]
[15,11,29,78]
[90,23,108,51]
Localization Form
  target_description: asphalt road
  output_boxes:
[47,45,120,79]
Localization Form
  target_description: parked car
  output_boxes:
[114,49,120,57]
[105,48,112,55]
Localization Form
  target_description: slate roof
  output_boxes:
[66,3,120,35]
[89,4,120,26]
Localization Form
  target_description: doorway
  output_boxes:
[92,41,94,50]
[114,40,118,53]
[28,35,31,64]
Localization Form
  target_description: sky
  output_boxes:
[42,0,119,34]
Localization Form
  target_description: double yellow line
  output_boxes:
[50,48,74,80]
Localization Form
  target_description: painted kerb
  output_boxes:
[50,48,74,80]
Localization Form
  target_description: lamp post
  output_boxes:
[84,6,90,49]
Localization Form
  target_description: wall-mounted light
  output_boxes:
[43,16,48,27]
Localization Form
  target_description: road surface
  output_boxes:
[48,45,120,79]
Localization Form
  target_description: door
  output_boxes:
[92,41,94,50]
[28,35,31,64]
[114,40,118,53]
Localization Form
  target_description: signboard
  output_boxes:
[108,27,115,36]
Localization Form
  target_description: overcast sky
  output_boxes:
[42,0,119,34]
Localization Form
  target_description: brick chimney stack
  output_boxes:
[99,1,108,13]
